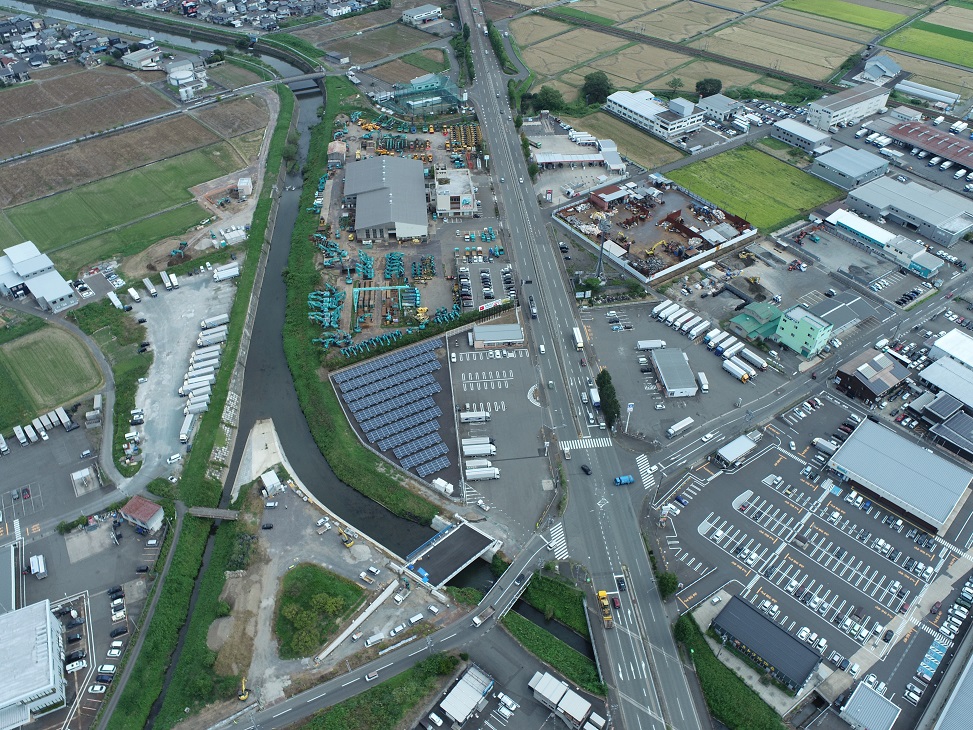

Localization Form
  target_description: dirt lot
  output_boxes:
[327,24,434,64]
[482,0,516,20]
[0,115,219,207]
[369,58,433,85]
[509,15,571,47]
[622,1,738,41]
[194,96,270,137]
[0,85,175,160]
[689,17,862,79]
[521,28,628,76]
[761,7,877,42]
[0,65,142,124]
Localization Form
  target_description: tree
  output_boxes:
[514,114,523,129]
[528,162,539,179]
[581,71,613,104]
[666,77,684,94]
[657,572,679,599]
[674,614,695,644]
[535,85,564,112]
[463,23,471,41]
[582,277,604,294]
[695,78,722,97]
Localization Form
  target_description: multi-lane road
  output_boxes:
[457,4,704,729]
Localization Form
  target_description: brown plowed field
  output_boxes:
[0,67,143,123]
[0,85,174,159]
[0,115,220,207]
[369,58,429,84]
[194,96,270,137]
[292,4,425,44]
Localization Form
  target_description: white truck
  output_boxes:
[656,303,680,321]
[170,274,179,289]
[707,332,730,350]
[107,291,123,310]
[462,443,497,457]
[185,402,208,415]
[589,387,601,408]
[200,313,230,329]
[636,340,667,351]
[666,417,695,438]
[461,437,494,446]
[722,359,750,382]
[651,300,671,317]
[664,306,687,326]
[464,459,493,469]
[459,411,490,423]
[729,356,756,379]
[142,278,158,297]
[950,120,968,134]
[688,320,710,340]
[703,328,721,344]
[24,424,39,443]
[179,413,196,443]
[214,265,240,282]
[198,330,228,347]
[697,371,709,393]
[740,348,769,371]
[185,385,212,399]
[680,315,702,334]
[672,311,694,330]
[13,425,27,446]
[722,341,745,360]
[466,467,500,481]
[127,287,141,304]
[160,271,173,290]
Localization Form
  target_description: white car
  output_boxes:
[789,441,796,451]
[797,626,809,641]
[107,648,122,658]
[701,433,715,442]
[166,454,182,465]
[88,684,107,695]
[864,673,877,688]
[97,664,117,674]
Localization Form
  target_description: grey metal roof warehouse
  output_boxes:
[711,596,820,690]
[921,358,973,410]
[839,683,900,730]
[828,419,973,530]
[651,348,698,397]
[716,433,760,467]
[813,146,887,178]
[933,643,973,730]
[342,156,428,238]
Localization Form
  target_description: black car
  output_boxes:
[96,674,114,683]
[109,590,124,600]
[67,633,82,644]
[261,523,274,530]
[883,629,894,643]
[581,464,592,475]
[515,573,526,586]
[65,650,86,662]
[616,576,627,592]
[66,618,84,629]
[137,318,147,324]
[108,585,122,594]
[54,606,72,617]
[110,626,129,638]
[136,565,149,573]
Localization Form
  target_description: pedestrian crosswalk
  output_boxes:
[560,437,612,450]
[13,519,21,542]
[636,454,656,491]
[548,522,569,560]
[905,615,953,646]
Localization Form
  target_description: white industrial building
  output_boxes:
[0,600,69,727]
[471,323,524,348]
[697,93,743,122]
[651,349,698,398]
[930,328,973,370]
[529,671,606,729]
[120,47,161,70]
[342,157,428,241]
[0,241,77,313]
[809,147,888,190]
[603,91,705,141]
[847,177,973,246]
[439,665,493,724]
[806,83,890,131]
[824,209,941,278]
[770,119,832,154]
[859,54,901,85]
[165,58,206,101]
[433,165,478,218]
[401,4,441,26]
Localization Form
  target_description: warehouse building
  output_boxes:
[651,349,698,397]
[810,147,888,190]
[0,600,68,726]
[827,419,973,532]
[770,119,832,154]
[774,305,832,358]
[697,93,743,122]
[439,664,494,725]
[930,328,973,372]
[847,177,973,247]
[835,348,909,403]
[931,649,973,730]
[806,83,890,131]
[0,241,77,313]
[860,55,901,85]
[603,91,705,141]
[343,157,428,241]
[728,302,782,341]
[401,4,441,25]
[471,323,524,349]
[714,432,761,468]
[528,671,606,729]
[808,290,879,337]
[839,683,900,730]
[824,209,942,277]
[711,596,821,692]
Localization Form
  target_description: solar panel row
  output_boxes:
[393,432,443,459]
[355,383,442,421]
[400,442,448,469]
[416,456,450,477]
[334,338,442,384]
[376,420,439,451]
[360,399,440,435]
[345,374,438,412]
[339,352,438,396]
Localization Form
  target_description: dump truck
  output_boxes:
[462,443,497,457]
[359,571,375,584]
[598,590,614,628]
[722,359,750,382]
[200,313,230,329]
[472,606,495,627]
[614,475,634,486]
[812,438,838,456]
[636,340,667,351]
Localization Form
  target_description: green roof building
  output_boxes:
[729,302,782,341]
[775,305,833,358]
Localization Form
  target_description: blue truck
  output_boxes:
[614,475,634,486]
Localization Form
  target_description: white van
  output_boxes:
[166,453,182,464]
[364,634,384,647]
[265,501,279,509]
[409,613,424,625]
[428,713,444,727]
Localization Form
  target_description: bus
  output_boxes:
[572,327,584,351]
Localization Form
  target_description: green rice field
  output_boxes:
[667,147,840,231]
[885,22,973,65]
[0,327,102,411]
[780,0,907,30]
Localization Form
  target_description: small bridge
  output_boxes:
[187,507,240,520]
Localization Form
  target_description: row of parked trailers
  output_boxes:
[461,436,499,480]
[701,329,769,383]
[650,299,712,340]
[4,407,77,451]
[177,314,230,443]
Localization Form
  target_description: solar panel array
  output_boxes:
[376,420,439,451]
[335,339,451,477]
[400,442,448,469]
[416,456,450,477]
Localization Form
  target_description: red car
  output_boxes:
[739,503,750,512]
[931,601,942,615]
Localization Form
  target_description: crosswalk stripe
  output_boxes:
[636,453,656,490]
[549,522,569,559]
[560,437,612,450]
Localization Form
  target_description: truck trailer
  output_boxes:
[31,418,46,438]
[722,341,745,360]
[214,266,240,282]
[464,459,493,470]
[179,414,196,443]
[185,385,212,399]
[142,278,158,297]
[459,411,491,423]
[462,443,497,457]
[688,320,711,340]
[160,271,173,291]
[715,336,739,356]
[461,437,495,446]
[672,311,695,330]
[0,435,8,454]
[707,332,730,350]
[729,356,756,379]
[13,425,27,446]
[198,331,228,346]
[656,303,680,321]
[24,424,38,443]
[55,407,72,429]
[636,340,667,351]
[739,349,769,371]
[680,315,703,334]
[189,353,220,369]
[667,417,695,438]
[200,313,230,329]
[651,300,671,317]
[665,306,687,326]
[170,274,179,289]
[812,438,838,456]
[466,467,501,481]
[697,371,709,393]
[39,414,54,431]
[722,359,750,382]
[185,402,208,415]
[107,291,123,310]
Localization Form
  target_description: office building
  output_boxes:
[806,83,890,131]
[604,91,705,141]
[810,147,888,190]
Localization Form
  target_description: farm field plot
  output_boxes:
[562,112,684,169]
[650,60,764,94]
[621,1,737,42]
[761,7,877,41]
[884,23,973,67]
[292,5,419,44]
[563,0,668,22]
[0,67,141,124]
[205,64,266,89]
[194,96,270,137]
[884,51,972,96]
[369,58,435,84]
[0,214,22,246]
[778,0,907,29]
[0,115,221,208]
[668,147,840,230]
[0,328,102,411]
[585,43,692,88]
[510,15,571,46]
[689,18,862,79]
[3,142,242,251]
[50,204,209,276]
[326,25,431,64]
[712,0,762,9]
[521,29,630,77]
[402,49,449,74]
[0,86,174,160]
[925,3,973,33]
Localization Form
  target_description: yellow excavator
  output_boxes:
[238,677,249,701]
[746,276,760,285]
[338,525,355,548]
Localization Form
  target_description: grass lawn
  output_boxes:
[401,50,449,74]
[780,0,906,29]
[5,142,240,251]
[667,147,840,230]
[0,312,45,430]
[0,326,102,411]
[275,564,365,658]
[523,574,590,638]
[562,112,684,170]
[502,612,605,695]
[884,24,973,65]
